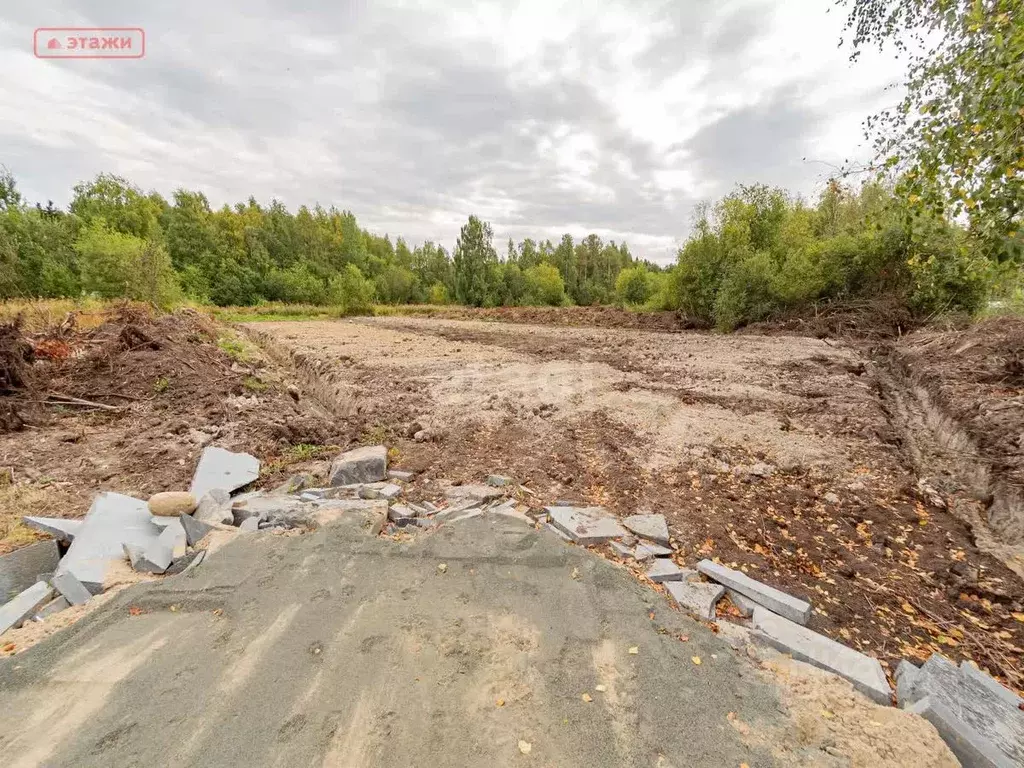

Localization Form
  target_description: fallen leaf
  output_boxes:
[628,646,639,655]
[437,563,448,574]
[1012,612,1024,623]
[518,740,532,754]
[212,608,223,617]
[595,684,607,692]
[496,699,505,707]
[901,602,916,615]
[2,642,15,653]
[691,656,702,665]
[581,693,593,703]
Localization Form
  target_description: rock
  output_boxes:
[388,470,415,482]
[622,514,670,546]
[635,543,673,561]
[189,446,260,499]
[35,595,70,620]
[747,463,774,478]
[445,484,503,503]
[147,491,197,517]
[1,540,59,602]
[666,578,725,620]
[239,517,261,532]
[413,430,432,442]
[449,509,483,524]
[545,522,572,541]
[193,488,234,525]
[545,506,627,544]
[58,493,163,593]
[51,570,91,606]
[486,475,512,487]
[377,483,402,500]
[21,516,83,544]
[231,495,303,526]
[388,504,418,526]
[646,559,685,583]
[697,559,812,625]
[179,514,213,547]
[0,581,54,636]
[823,492,840,504]
[751,607,891,705]
[329,445,387,486]
[610,541,634,559]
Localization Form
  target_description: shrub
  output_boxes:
[524,263,566,306]
[615,266,654,306]
[713,252,778,331]
[327,263,375,314]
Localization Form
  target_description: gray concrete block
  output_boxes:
[193,488,234,525]
[51,570,92,606]
[960,661,1023,710]
[180,514,214,547]
[545,522,572,541]
[907,697,1017,768]
[189,446,260,500]
[610,541,633,559]
[697,559,811,625]
[378,483,403,500]
[1,540,59,601]
[239,517,261,532]
[34,595,70,620]
[449,509,483,524]
[58,493,163,594]
[388,469,415,482]
[22,516,83,544]
[159,520,187,559]
[141,532,174,572]
[388,505,418,526]
[486,474,512,487]
[635,542,673,561]
[646,559,685,583]
[328,445,387,486]
[545,506,626,544]
[491,505,532,525]
[751,606,891,705]
[725,589,757,618]
[232,495,303,526]
[622,514,670,546]
[445,484,503,503]
[895,660,920,706]
[665,580,725,620]
[1,581,55,635]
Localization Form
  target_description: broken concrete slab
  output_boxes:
[724,589,756,618]
[180,514,213,547]
[665,579,725,620]
[58,493,163,594]
[697,559,811,625]
[378,483,402,500]
[545,522,572,542]
[491,505,532,525]
[231,495,304,526]
[896,653,1024,767]
[646,559,685,583]
[545,506,626,544]
[328,445,387,486]
[445,484,503,503]
[610,541,634,559]
[751,606,891,705]
[159,520,187,559]
[622,514,670,546]
[959,661,1023,710]
[22,516,83,544]
[193,488,234,525]
[635,542,673,561]
[189,446,260,500]
[34,595,70,620]
[239,517,261,532]
[1,540,59,601]
[388,505,418,526]
[51,570,91,606]
[1,581,55,636]
[486,474,512,487]
[449,509,483,524]
[388,469,415,482]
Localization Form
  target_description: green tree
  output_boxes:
[453,215,497,306]
[524,263,566,306]
[841,0,1024,259]
[75,220,179,306]
[615,266,654,306]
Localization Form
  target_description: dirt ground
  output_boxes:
[249,314,1024,694]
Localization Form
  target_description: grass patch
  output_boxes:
[208,302,361,323]
[260,443,338,476]
[216,331,259,364]
[242,375,269,393]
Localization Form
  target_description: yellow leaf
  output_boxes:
[901,602,916,615]
[496,699,505,707]
[581,692,593,703]
[1011,612,1024,623]
[628,646,639,655]
[821,709,835,719]
[691,656,702,665]
[518,740,532,754]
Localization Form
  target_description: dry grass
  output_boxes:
[0,483,51,555]
[0,298,117,333]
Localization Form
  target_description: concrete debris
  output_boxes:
[35,595,70,620]
[896,654,1023,767]
[159,519,188,559]
[445,484,503,503]
[328,445,387,486]
[665,577,724,620]
[270,474,315,495]
[646,559,685,583]
[51,570,92,606]
[635,542,673,561]
[58,492,163,593]
[1,540,59,602]
[545,522,572,541]
[724,589,757,618]
[449,509,483,524]
[193,488,234,525]
[189,446,260,500]
[180,514,214,547]
[486,474,512,487]
[490,504,532,525]
[239,517,261,532]
[545,506,627,544]
[378,483,403,500]
[751,606,891,705]
[231,495,304,526]
[164,550,203,576]
[388,469,415,482]
[697,559,811,625]
[415,517,438,529]
[22,516,83,544]
[181,549,206,574]
[147,491,197,517]
[610,541,634,559]
[0,581,55,636]
[622,514,670,546]
[388,505,418,526]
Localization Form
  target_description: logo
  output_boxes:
[34,27,145,59]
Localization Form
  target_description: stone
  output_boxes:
[388,470,415,482]
[622,514,670,546]
[486,474,512,487]
[51,570,92,606]
[665,579,725,620]
[164,551,203,576]
[545,506,627,544]
[35,595,70,620]
[189,446,260,500]
[751,606,891,705]
[147,491,197,517]
[181,549,206,574]
[232,495,303,526]
[725,589,757,618]
[635,543,673,561]
[415,517,438,529]
[0,581,54,635]
[1,540,59,601]
[697,559,812,625]
[239,517,261,532]
[610,541,634,559]
[158,520,188,559]
[646,559,685,583]
[22,516,82,544]
[377,483,403,500]
[491,504,532,525]
[449,509,483,524]
[328,445,387,486]
[193,488,234,525]
[179,514,213,547]
[445,484,503,503]
[823,492,840,504]
[388,505,418,526]
[58,493,163,593]
[545,522,572,541]
[896,653,1024,767]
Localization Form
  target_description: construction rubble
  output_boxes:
[2,442,1022,766]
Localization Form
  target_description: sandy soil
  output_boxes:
[250,315,1024,694]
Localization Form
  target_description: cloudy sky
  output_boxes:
[0,1,904,263]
